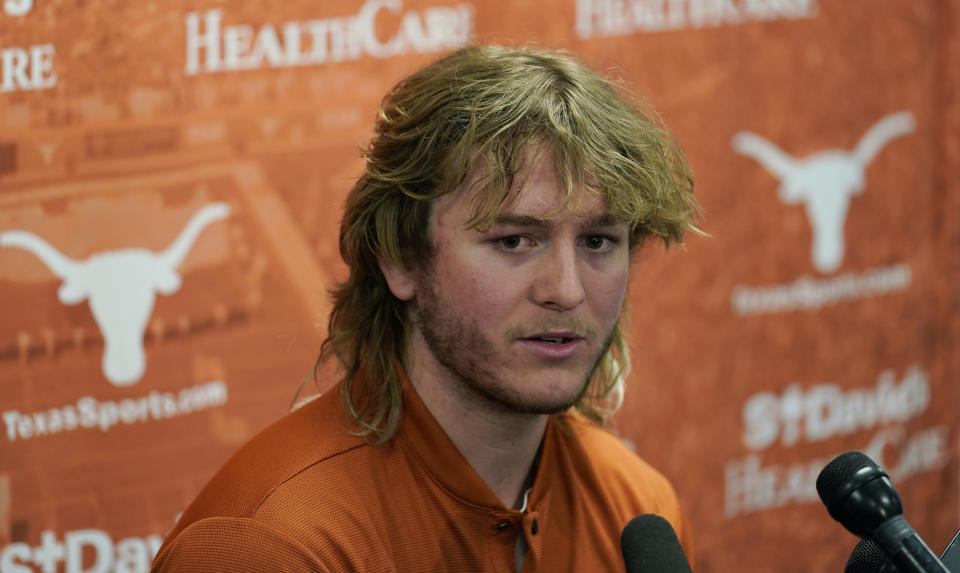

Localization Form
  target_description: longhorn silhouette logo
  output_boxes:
[732,112,915,274]
[1,202,231,386]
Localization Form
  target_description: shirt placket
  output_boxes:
[489,510,523,573]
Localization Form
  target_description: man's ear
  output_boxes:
[377,255,417,301]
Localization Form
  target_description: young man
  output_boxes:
[152,44,700,572]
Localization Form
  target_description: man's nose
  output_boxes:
[532,243,585,311]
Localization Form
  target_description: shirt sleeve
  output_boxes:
[151,517,325,573]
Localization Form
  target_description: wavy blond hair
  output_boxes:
[315,45,699,443]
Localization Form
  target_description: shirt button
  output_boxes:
[497,521,510,531]
[531,519,539,535]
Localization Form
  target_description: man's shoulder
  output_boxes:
[239,388,366,474]
[553,411,680,506]
[153,387,411,571]
[550,411,693,555]
[557,412,658,466]
[152,516,322,572]
[170,388,368,528]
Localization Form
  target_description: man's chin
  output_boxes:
[470,379,589,416]
[510,400,579,416]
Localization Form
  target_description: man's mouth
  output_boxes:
[522,332,582,344]
[529,336,575,345]
[518,332,585,358]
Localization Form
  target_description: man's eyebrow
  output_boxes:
[490,214,550,228]
[490,213,626,228]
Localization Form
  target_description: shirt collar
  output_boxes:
[395,365,557,512]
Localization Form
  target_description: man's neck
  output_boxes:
[404,353,548,510]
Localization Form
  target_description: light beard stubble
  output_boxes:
[412,275,616,416]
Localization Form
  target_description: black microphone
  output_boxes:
[847,529,960,573]
[816,451,949,573]
[620,514,693,573]
[847,539,899,573]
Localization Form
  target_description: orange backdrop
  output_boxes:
[1,1,957,571]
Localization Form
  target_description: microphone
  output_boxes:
[816,451,949,573]
[846,529,960,573]
[620,514,693,573]
[847,539,898,573]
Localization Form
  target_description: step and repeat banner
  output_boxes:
[1,1,956,571]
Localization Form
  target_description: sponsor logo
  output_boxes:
[732,263,911,316]
[733,112,914,274]
[730,112,916,314]
[1,527,162,573]
[741,366,929,450]
[724,366,947,518]
[576,0,818,39]
[1,43,56,94]
[0,203,230,385]
[724,426,947,518]
[3,380,228,441]
[185,0,474,75]
[1,1,55,94]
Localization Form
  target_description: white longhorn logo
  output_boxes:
[1,202,231,386]
[732,112,915,274]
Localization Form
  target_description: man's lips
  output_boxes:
[517,332,585,359]
[520,331,582,343]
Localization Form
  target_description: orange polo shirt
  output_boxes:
[152,378,693,572]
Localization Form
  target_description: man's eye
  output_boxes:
[585,235,609,250]
[498,235,523,249]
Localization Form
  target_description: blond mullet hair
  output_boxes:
[315,44,700,443]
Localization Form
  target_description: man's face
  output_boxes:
[406,149,631,415]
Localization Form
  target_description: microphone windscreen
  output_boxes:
[816,450,874,505]
[815,450,903,539]
[846,539,896,573]
[620,514,693,573]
